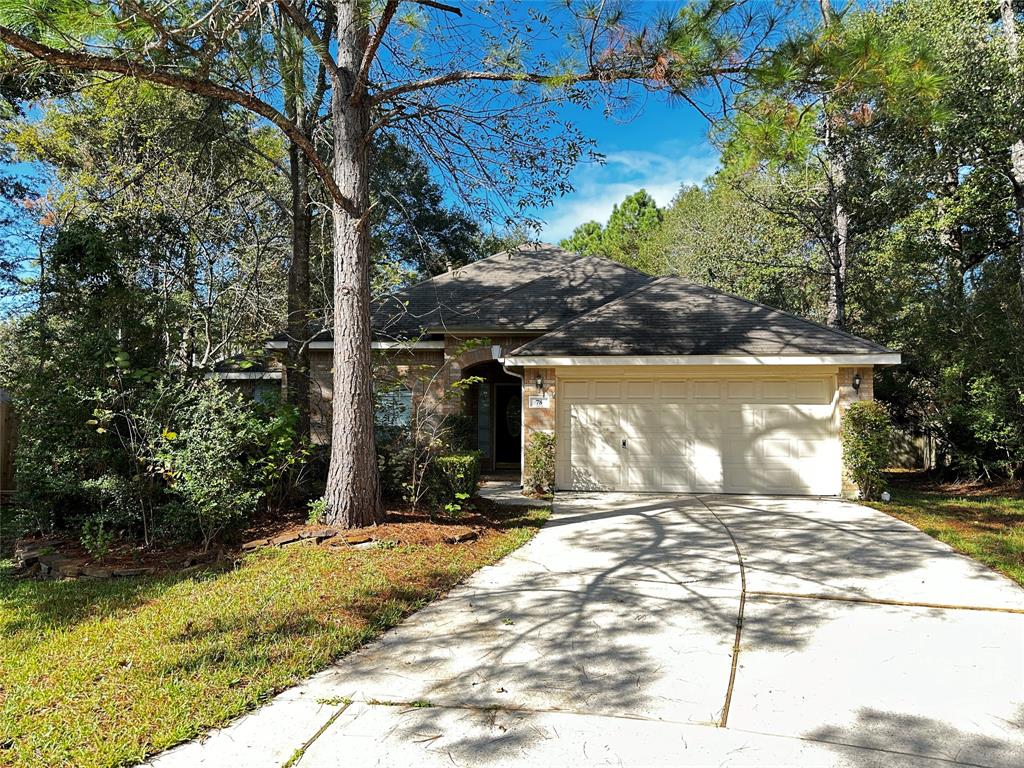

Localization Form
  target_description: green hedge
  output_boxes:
[426,451,482,509]
[524,432,556,496]
[841,400,894,500]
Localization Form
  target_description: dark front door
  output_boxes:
[494,383,521,468]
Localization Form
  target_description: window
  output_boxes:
[253,381,280,404]
[376,386,413,428]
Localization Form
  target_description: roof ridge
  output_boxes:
[576,252,653,279]
[509,274,663,355]
[669,276,892,353]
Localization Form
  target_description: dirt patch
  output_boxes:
[889,470,1024,499]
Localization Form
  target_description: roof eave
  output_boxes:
[501,353,902,367]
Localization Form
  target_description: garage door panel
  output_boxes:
[626,380,655,399]
[692,380,722,400]
[560,374,839,495]
[593,381,622,399]
[726,380,756,400]
[562,380,590,399]
[659,381,689,400]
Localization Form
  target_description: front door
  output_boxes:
[494,383,521,468]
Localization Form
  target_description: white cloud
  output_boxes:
[538,142,720,242]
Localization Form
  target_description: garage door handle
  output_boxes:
[621,439,627,448]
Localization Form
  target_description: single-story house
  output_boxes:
[267,243,899,496]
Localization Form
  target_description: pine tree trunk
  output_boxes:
[820,0,848,330]
[286,139,312,443]
[1000,0,1024,295]
[825,160,849,330]
[322,0,384,528]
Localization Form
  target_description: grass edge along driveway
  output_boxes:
[866,474,1024,588]
[0,506,548,768]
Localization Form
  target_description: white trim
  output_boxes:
[265,340,445,351]
[502,353,901,367]
[373,340,446,350]
[206,371,283,380]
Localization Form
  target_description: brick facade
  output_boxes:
[522,366,557,433]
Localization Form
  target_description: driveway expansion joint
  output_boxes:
[281,698,354,768]
[746,589,1024,615]
[695,495,747,729]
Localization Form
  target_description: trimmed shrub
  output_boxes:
[841,401,894,500]
[426,451,482,513]
[524,431,556,496]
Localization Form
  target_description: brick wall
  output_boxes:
[837,366,875,497]
[522,367,556,438]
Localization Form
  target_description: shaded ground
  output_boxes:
[865,471,1024,586]
[0,502,547,768]
[144,493,1024,768]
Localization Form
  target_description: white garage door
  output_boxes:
[556,372,840,495]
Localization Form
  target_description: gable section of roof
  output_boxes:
[510,276,894,357]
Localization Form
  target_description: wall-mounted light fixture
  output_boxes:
[535,373,544,391]
[852,372,862,393]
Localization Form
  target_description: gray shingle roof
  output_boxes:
[372,243,652,338]
[510,276,893,357]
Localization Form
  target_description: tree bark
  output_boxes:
[819,0,848,330]
[322,0,384,527]
[286,138,312,442]
[1000,0,1024,295]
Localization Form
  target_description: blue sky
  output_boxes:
[533,98,720,242]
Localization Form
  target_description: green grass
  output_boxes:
[865,475,1024,587]
[0,507,547,768]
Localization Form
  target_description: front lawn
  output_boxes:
[867,472,1024,587]
[0,505,547,768]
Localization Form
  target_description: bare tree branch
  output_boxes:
[411,0,462,16]
[354,0,399,103]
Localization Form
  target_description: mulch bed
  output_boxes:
[888,470,1024,499]
[8,500,521,581]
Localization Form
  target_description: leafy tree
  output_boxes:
[600,190,665,271]
[0,0,778,527]
[649,179,825,318]
[370,133,493,279]
[719,0,943,328]
[560,220,604,257]
[559,189,664,271]
[6,80,288,365]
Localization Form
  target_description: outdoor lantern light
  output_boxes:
[535,373,544,391]
[852,372,862,392]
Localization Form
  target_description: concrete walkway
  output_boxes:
[145,494,1024,767]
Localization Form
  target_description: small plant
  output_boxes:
[80,516,115,560]
[307,497,327,525]
[443,491,473,517]
[841,400,894,500]
[426,452,481,513]
[524,431,556,496]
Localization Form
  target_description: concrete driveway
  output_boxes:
[148,494,1024,767]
